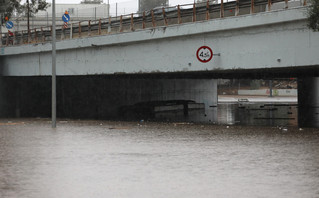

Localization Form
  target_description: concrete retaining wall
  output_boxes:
[298,77,319,127]
[0,76,217,121]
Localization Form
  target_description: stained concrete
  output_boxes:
[1,6,318,127]
[298,77,319,128]
[0,76,217,121]
[1,7,318,76]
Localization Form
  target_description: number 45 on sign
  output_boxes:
[196,46,213,63]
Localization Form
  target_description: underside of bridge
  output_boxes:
[0,75,218,122]
[0,66,318,127]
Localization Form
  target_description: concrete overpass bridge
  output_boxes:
[0,1,318,127]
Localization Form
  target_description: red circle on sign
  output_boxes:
[196,46,213,63]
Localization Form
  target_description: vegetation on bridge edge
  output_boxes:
[307,0,319,31]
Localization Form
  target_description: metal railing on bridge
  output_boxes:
[0,0,306,47]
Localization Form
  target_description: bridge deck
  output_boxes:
[0,4,318,77]
[1,0,293,47]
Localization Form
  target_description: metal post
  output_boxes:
[206,0,210,20]
[6,32,8,46]
[250,0,254,14]
[52,0,57,128]
[79,22,81,37]
[27,0,30,33]
[108,17,112,33]
[151,10,156,27]
[178,5,182,24]
[107,1,110,32]
[193,3,196,22]
[116,3,118,18]
[47,12,49,26]
[220,0,224,18]
[13,31,16,45]
[70,23,73,38]
[130,13,134,31]
[162,8,168,26]
[21,30,24,44]
[236,0,239,16]
[268,0,272,11]
[34,28,38,42]
[142,11,146,29]
[28,29,31,43]
[15,18,20,31]
[108,0,110,18]
[94,7,97,20]
[119,15,123,32]
[41,27,45,42]
[88,20,91,36]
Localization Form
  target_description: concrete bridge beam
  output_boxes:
[1,7,318,77]
[298,77,319,128]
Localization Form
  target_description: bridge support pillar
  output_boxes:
[298,77,319,128]
[0,78,4,117]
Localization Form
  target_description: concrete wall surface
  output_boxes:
[1,7,318,76]
[0,76,217,121]
[298,77,319,127]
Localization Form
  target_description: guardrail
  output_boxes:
[0,0,303,47]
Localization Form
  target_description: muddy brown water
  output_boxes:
[1,119,318,198]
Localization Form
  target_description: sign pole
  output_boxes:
[108,0,110,18]
[52,0,57,128]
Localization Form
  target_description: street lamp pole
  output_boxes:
[27,0,30,32]
[52,0,57,128]
[108,0,110,18]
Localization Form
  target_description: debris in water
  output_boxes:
[109,127,131,130]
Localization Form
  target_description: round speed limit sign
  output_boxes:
[196,46,213,63]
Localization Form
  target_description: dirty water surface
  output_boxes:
[0,119,319,198]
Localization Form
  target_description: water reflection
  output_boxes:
[218,104,236,125]
[138,102,298,127]
[218,103,298,126]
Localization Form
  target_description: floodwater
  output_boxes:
[1,119,319,198]
[218,103,298,127]
[150,102,298,127]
